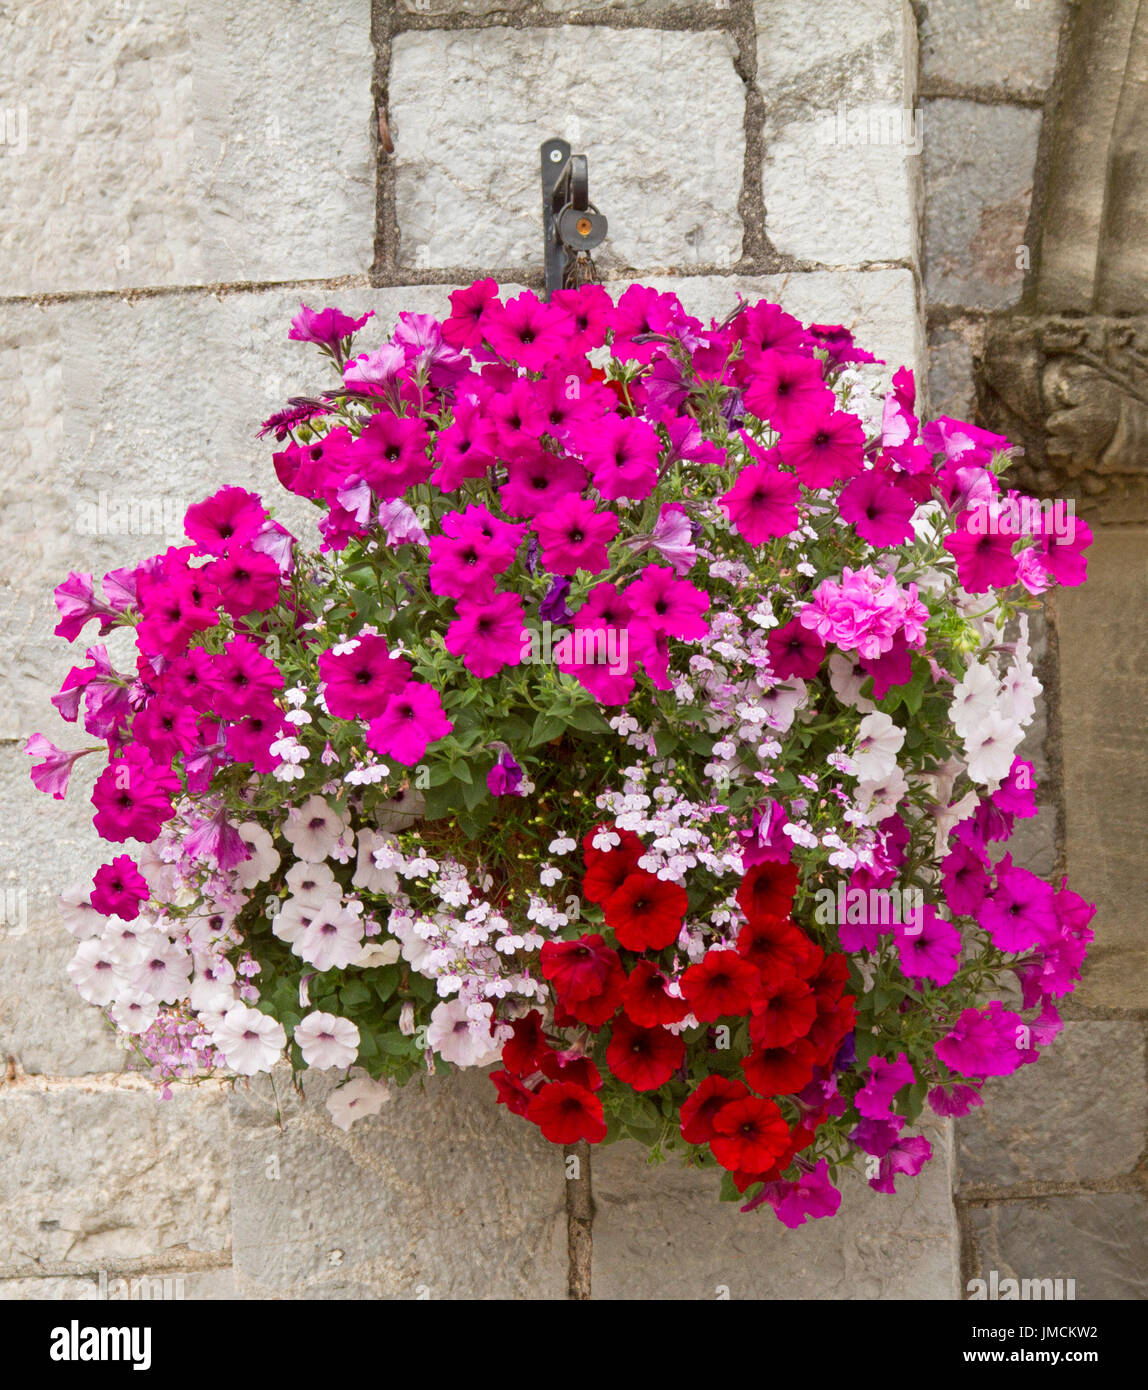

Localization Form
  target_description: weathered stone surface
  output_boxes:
[592,1120,958,1299]
[1057,528,1148,1008]
[646,269,924,381]
[0,1268,235,1300]
[757,0,919,266]
[927,322,978,419]
[388,27,745,272]
[919,0,1068,99]
[0,1080,230,1270]
[397,0,691,10]
[958,1023,1146,1187]
[923,99,1041,309]
[966,1194,1148,1300]
[0,1,373,295]
[228,1065,566,1299]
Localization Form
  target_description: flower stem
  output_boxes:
[564,1139,594,1301]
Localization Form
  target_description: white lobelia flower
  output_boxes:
[855,766,910,824]
[235,823,280,890]
[128,936,194,1003]
[212,1004,287,1076]
[295,901,364,972]
[326,1071,391,1131]
[426,998,502,1067]
[285,859,340,906]
[950,661,1000,740]
[67,937,127,1005]
[294,1011,360,1069]
[852,711,906,783]
[109,991,159,1034]
[964,710,1023,787]
[282,794,349,863]
[351,829,401,896]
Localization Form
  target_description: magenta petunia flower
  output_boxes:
[184,487,268,556]
[499,447,587,520]
[53,572,119,643]
[91,854,150,919]
[183,806,252,871]
[429,520,519,599]
[778,408,865,488]
[944,526,1019,593]
[25,734,96,801]
[935,1000,1034,1077]
[224,701,284,774]
[319,635,412,721]
[431,398,498,492]
[766,617,826,680]
[866,1133,933,1194]
[854,1052,915,1119]
[606,284,689,364]
[366,681,453,766]
[977,856,1058,953]
[941,840,992,917]
[91,746,181,844]
[206,638,284,720]
[350,413,431,500]
[625,564,709,641]
[549,282,613,354]
[135,574,220,660]
[445,591,527,679]
[837,469,917,546]
[288,303,374,350]
[443,277,500,349]
[206,547,281,619]
[487,748,524,796]
[743,350,833,432]
[132,696,201,763]
[720,439,801,544]
[533,493,618,577]
[573,413,662,504]
[757,1159,842,1227]
[1033,516,1092,587]
[484,290,572,370]
[894,905,961,986]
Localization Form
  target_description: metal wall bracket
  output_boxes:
[540,138,608,299]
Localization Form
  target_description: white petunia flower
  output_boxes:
[852,711,906,783]
[282,795,350,863]
[67,938,126,1005]
[109,991,159,1035]
[295,901,364,972]
[236,823,280,890]
[950,661,999,740]
[128,936,193,1003]
[294,1011,360,1069]
[212,1004,286,1076]
[426,998,502,1068]
[326,1071,391,1131]
[964,710,1023,787]
[57,884,105,940]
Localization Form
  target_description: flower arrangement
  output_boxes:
[29,280,1095,1224]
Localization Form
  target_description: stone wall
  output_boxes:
[919,0,1148,1301]
[3,0,1137,1301]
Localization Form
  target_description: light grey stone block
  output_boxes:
[388,27,746,273]
[0,1080,230,1271]
[967,1194,1148,1300]
[227,1065,567,1299]
[958,1022,1147,1187]
[592,1119,959,1299]
[919,0,1068,100]
[0,0,374,295]
[923,98,1042,309]
[756,0,920,266]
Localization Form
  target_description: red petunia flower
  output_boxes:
[581,822,645,867]
[526,1082,607,1144]
[502,1010,547,1076]
[539,1050,603,1092]
[737,860,799,924]
[604,870,688,952]
[806,994,857,1065]
[622,960,690,1028]
[540,933,620,1004]
[742,1038,819,1097]
[583,846,644,906]
[736,913,816,981]
[680,1076,750,1144]
[679,950,761,1022]
[749,974,818,1050]
[491,1068,537,1118]
[710,1095,790,1174]
[606,1017,685,1091]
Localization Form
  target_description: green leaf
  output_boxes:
[529,711,566,746]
